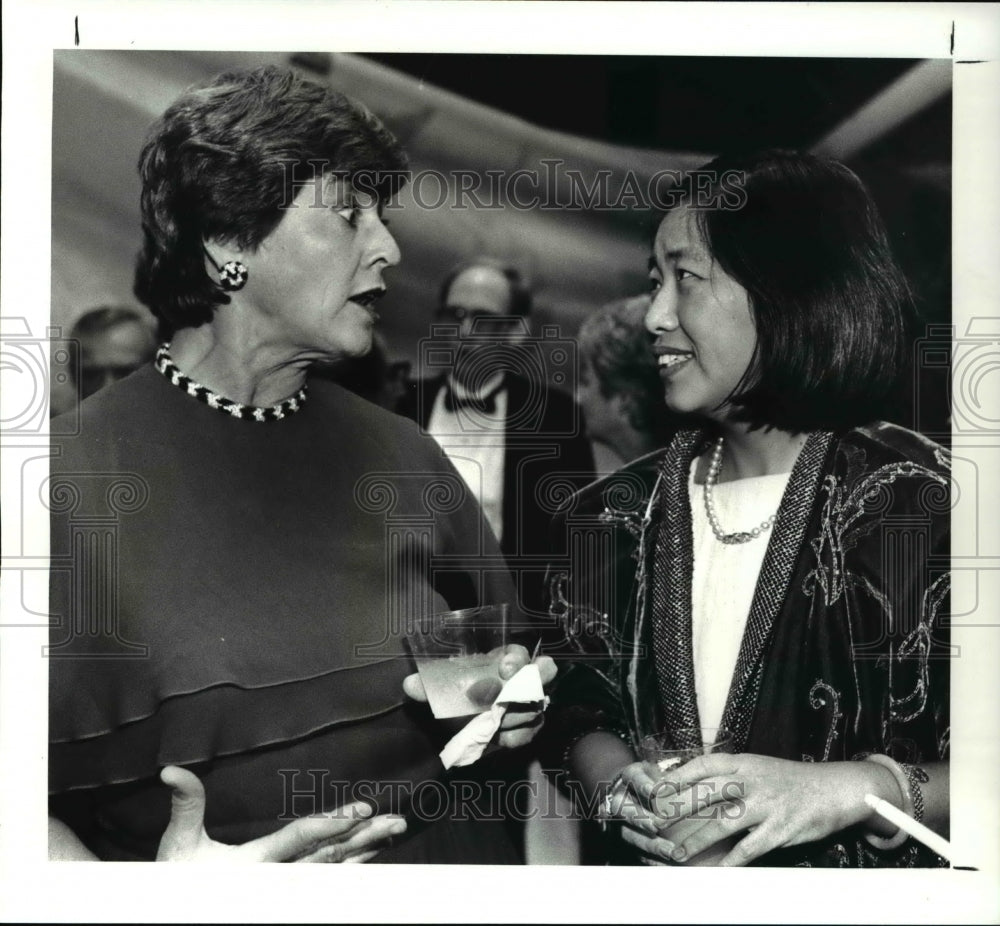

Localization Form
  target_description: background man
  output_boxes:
[51,305,157,416]
[399,257,595,618]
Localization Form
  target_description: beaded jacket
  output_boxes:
[542,423,951,867]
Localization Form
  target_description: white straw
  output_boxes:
[863,793,955,862]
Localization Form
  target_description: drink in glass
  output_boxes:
[406,604,509,719]
[638,725,737,866]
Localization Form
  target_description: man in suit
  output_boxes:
[398,257,595,619]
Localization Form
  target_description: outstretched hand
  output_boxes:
[403,643,556,748]
[156,766,406,863]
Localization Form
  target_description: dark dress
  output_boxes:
[49,363,522,862]
[542,424,951,867]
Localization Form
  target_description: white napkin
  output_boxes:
[439,663,549,770]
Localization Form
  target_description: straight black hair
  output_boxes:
[674,149,912,433]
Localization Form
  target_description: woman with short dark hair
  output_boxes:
[547,149,949,867]
[48,64,550,863]
[672,149,911,434]
[134,65,408,336]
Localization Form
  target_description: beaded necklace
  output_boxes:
[154,343,308,422]
[703,436,779,544]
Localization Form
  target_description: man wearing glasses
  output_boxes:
[399,257,595,619]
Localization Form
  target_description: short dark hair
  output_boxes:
[577,296,674,445]
[438,257,533,317]
[134,65,408,335]
[673,149,913,433]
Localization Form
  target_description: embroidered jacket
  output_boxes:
[543,423,951,867]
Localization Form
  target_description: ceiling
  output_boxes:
[360,54,940,158]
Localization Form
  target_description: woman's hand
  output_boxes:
[494,644,557,748]
[613,753,899,866]
[156,766,406,863]
[403,643,557,748]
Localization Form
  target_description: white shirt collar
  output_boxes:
[445,370,506,402]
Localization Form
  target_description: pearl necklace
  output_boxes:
[703,437,779,544]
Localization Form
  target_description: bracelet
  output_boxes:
[599,771,629,831]
[905,763,929,823]
[863,753,927,851]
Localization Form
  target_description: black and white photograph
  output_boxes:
[1,2,998,922]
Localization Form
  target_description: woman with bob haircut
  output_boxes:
[544,149,950,867]
[48,64,551,863]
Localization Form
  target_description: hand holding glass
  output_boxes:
[406,605,509,719]
[637,726,736,866]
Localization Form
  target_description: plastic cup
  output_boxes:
[406,604,509,719]
[638,726,737,867]
[638,726,734,770]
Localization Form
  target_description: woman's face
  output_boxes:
[231,175,401,363]
[645,206,756,424]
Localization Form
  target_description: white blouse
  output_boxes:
[688,460,792,743]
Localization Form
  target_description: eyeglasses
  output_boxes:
[435,305,523,329]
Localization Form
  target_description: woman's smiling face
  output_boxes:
[230,174,401,364]
[645,206,757,424]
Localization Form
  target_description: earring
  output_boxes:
[219,260,248,292]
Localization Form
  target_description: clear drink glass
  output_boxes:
[406,604,509,719]
[638,726,737,866]
[638,726,734,770]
